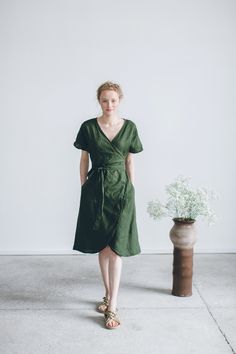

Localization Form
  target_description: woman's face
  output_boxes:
[99,90,120,115]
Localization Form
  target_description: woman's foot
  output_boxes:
[97,296,109,313]
[104,308,120,329]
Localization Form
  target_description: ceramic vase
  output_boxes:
[169,218,197,296]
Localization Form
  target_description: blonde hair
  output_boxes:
[97,81,124,101]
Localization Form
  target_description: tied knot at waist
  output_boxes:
[92,160,126,170]
[87,161,126,231]
[88,161,126,177]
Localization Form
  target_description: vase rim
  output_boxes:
[173,217,195,224]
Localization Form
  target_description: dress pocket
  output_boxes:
[81,178,90,189]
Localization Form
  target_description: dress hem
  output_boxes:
[72,246,141,257]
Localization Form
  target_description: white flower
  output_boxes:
[147,199,167,220]
[147,175,219,226]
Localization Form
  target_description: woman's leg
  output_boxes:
[105,246,122,328]
[107,247,122,312]
[98,246,122,327]
[98,246,110,299]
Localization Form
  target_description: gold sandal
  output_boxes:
[104,310,121,329]
[97,296,109,313]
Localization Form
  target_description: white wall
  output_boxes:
[1,0,235,254]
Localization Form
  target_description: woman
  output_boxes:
[73,81,143,329]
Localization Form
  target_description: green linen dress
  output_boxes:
[72,117,143,257]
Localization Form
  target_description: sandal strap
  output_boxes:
[97,296,109,312]
[102,296,109,305]
[105,310,120,325]
[97,297,109,310]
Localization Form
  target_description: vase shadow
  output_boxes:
[122,281,171,295]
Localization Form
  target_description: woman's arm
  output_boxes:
[80,150,89,186]
[125,152,135,185]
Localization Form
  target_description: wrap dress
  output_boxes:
[72,117,143,257]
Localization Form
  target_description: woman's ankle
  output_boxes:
[108,302,117,312]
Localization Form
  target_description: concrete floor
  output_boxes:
[0,254,235,354]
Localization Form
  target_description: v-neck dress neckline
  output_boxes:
[95,117,127,143]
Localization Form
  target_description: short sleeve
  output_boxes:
[73,122,89,152]
[129,123,143,153]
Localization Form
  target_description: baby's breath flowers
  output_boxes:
[147,175,219,225]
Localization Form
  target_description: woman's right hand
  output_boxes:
[81,179,87,187]
[80,151,89,187]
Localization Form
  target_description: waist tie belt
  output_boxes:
[86,161,126,230]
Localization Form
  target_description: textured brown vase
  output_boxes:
[169,218,197,297]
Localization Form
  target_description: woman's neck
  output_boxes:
[98,113,121,125]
